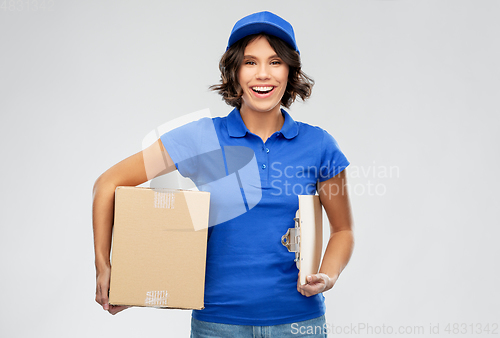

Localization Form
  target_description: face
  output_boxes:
[238,36,289,115]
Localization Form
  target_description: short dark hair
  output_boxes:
[210,33,314,109]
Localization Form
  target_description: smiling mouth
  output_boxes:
[252,86,274,94]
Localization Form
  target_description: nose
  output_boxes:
[256,63,271,80]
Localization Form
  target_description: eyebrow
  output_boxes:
[243,54,280,59]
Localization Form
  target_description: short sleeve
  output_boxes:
[318,129,350,182]
[159,117,221,180]
[159,117,262,227]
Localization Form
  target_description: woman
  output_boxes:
[93,11,354,337]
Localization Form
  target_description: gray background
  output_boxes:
[1,0,499,337]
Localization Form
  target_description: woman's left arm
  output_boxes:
[297,169,354,297]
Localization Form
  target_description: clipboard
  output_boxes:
[281,195,323,285]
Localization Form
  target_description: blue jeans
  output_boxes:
[190,314,327,338]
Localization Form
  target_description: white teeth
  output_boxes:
[252,86,273,92]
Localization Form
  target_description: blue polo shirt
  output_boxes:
[160,108,349,325]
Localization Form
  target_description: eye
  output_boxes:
[244,60,256,65]
[271,60,282,65]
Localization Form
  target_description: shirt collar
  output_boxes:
[226,108,299,140]
[280,109,299,139]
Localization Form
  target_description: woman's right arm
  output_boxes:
[92,139,176,315]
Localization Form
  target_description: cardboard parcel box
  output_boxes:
[109,186,210,309]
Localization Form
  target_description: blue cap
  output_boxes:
[227,11,299,54]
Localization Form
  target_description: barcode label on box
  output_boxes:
[145,290,168,306]
[154,191,175,209]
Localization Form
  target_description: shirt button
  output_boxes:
[265,148,270,153]
[261,164,267,169]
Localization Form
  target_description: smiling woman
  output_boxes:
[92,10,353,338]
[239,36,289,115]
[210,32,314,142]
[210,32,314,111]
